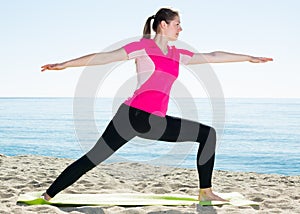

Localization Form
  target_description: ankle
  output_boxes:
[42,192,52,201]
[199,187,212,194]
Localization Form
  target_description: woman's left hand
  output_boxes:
[249,57,273,63]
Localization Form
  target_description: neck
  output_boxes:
[153,34,169,54]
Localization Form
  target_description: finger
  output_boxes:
[261,57,273,62]
[263,58,273,62]
[41,65,50,70]
[256,58,268,63]
[41,65,52,71]
[41,66,50,71]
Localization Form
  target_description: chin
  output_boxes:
[170,36,179,41]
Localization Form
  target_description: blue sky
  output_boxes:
[1,0,299,98]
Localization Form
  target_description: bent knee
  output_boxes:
[198,126,216,144]
[209,127,216,141]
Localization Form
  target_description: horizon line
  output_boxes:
[0,96,299,99]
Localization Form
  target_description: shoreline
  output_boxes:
[0,154,299,213]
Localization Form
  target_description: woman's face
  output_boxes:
[162,16,183,41]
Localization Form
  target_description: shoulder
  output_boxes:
[170,45,194,57]
[130,38,154,46]
[168,45,195,64]
[123,38,152,51]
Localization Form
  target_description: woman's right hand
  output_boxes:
[41,63,66,72]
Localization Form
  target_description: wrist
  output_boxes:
[247,55,255,62]
[60,61,69,69]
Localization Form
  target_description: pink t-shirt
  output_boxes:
[123,38,194,117]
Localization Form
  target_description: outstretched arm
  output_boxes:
[41,48,128,72]
[188,51,273,64]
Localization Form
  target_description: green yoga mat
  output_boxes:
[17,192,259,207]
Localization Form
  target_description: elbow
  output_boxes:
[205,51,219,63]
[210,51,224,56]
[207,51,225,63]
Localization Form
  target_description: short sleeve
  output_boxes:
[123,39,146,59]
[177,48,195,65]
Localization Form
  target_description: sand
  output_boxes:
[0,154,299,214]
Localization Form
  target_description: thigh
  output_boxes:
[86,104,137,165]
[157,115,211,143]
[105,103,138,144]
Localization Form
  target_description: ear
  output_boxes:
[160,20,169,30]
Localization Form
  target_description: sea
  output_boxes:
[0,97,299,176]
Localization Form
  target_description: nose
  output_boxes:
[179,26,183,32]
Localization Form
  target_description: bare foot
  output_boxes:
[198,188,228,201]
[41,192,52,201]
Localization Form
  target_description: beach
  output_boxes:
[0,154,299,213]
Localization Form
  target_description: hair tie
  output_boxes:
[151,15,155,19]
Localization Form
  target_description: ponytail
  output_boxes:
[143,15,155,39]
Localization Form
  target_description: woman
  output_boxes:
[41,8,272,202]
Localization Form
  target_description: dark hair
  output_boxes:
[143,8,179,39]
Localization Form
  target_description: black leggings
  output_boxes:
[46,104,216,198]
